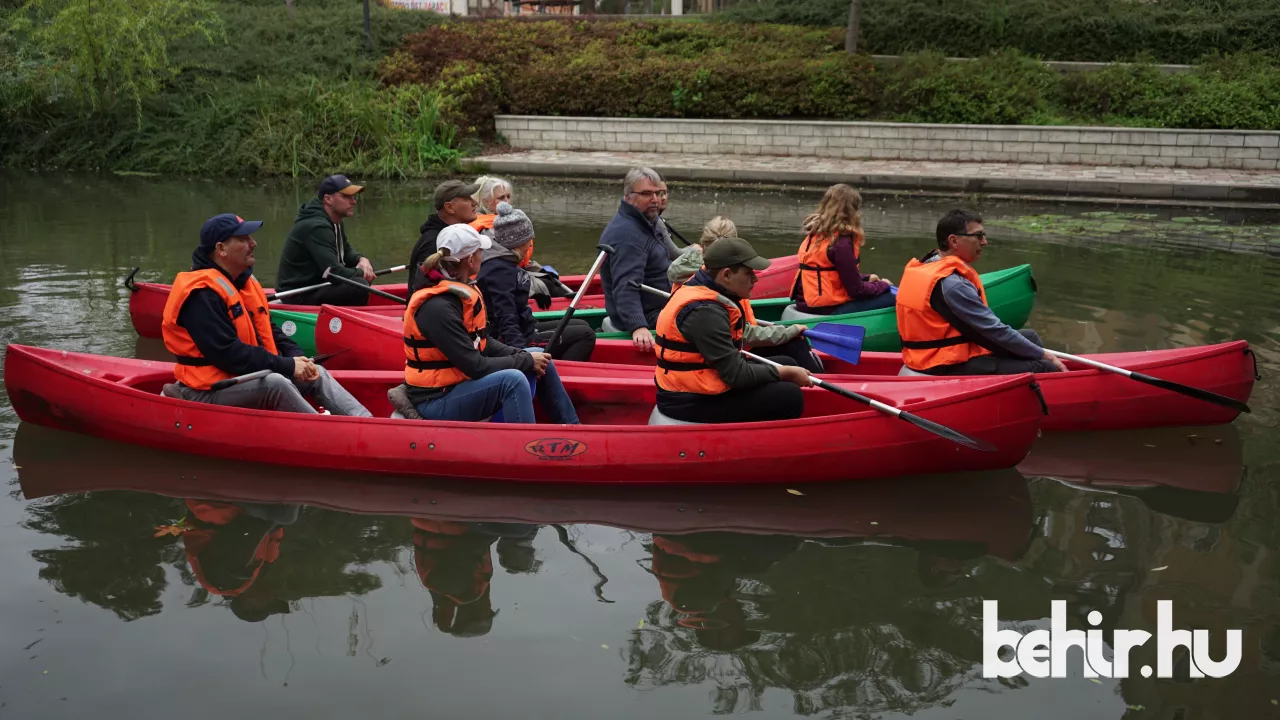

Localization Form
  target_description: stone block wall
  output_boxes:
[496,116,1280,171]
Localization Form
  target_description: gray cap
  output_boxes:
[491,202,535,249]
[434,180,481,210]
[703,236,771,271]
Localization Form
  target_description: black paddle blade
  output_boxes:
[898,410,1000,452]
[1132,371,1251,414]
[819,380,998,452]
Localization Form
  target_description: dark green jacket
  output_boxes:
[275,198,365,290]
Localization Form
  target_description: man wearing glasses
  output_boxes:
[896,209,1066,376]
[599,167,674,352]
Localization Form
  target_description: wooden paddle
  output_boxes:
[631,281,864,365]
[546,244,614,354]
[322,268,408,304]
[1045,349,1250,414]
[743,350,999,452]
[207,350,347,391]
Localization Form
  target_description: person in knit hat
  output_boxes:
[475,202,597,362]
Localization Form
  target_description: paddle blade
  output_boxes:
[1132,371,1251,414]
[898,410,1000,452]
[806,323,866,365]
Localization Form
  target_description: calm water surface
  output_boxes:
[1,173,1279,718]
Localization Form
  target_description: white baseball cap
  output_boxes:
[436,223,492,260]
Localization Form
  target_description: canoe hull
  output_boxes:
[4,345,1043,484]
[315,304,1256,433]
[15,423,1035,558]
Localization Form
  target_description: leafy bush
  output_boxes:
[718,0,1280,65]
[881,51,1056,125]
[385,20,1280,131]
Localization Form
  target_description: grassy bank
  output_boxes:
[386,20,1280,131]
[0,0,462,176]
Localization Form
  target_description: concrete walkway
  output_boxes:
[471,150,1280,206]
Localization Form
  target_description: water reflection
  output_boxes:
[411,519,540,637]
[12,419,1275,716]
[5,170,1280,716]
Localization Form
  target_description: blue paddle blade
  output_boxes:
[805,323,866,365]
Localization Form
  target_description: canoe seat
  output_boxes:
[647,406,702,426]
[601,316,619,333]
[780,304,827,322]
[898,365,928,377]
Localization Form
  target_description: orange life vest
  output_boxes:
[161,269,279,391]
[412,525,494,605]
[896,253,993,371]
[654,285,747,395]
[182,499,284,598]
[403,280,488,390]
[795,232,857,308]
[470,214,496,232]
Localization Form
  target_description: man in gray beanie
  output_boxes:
[475,202,597,362]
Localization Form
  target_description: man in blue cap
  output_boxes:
[159,213,371,416]
[275,174,378,305]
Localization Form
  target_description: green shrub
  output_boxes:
[718,0,1280,65]
[882,51,1055,125]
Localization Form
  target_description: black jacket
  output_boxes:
[475,248,537,348]
[599,201,672,332]
[403,281,534,404]
[176,249,302,380]
[408,215,450,296]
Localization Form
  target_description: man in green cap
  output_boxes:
[653,236,813,424]
[408,179,481,295]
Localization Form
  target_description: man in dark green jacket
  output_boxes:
[275,174,377,305]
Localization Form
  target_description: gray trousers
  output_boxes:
[169,366,372,417]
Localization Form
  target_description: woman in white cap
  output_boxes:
[475,202,597,362]
[394,223,580,425]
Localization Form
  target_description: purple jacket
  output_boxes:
[794,234,891,311]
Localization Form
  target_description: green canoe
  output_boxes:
[532,263,1037,352]
[269,263,1035,356]
[272,310,320,356]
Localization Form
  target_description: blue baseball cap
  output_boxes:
[199,213,264,250]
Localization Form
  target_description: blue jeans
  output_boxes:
[414,365,580,424]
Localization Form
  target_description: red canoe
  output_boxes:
[3,344,1043,484]
[14,423,1034,559]
[124,255,801,339]
[315,304,1257,433]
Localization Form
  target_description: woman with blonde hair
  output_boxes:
[666,216,738,287]
[791,184,894,315]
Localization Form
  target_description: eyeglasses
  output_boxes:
[629,190,668,199]
[955,231,987,240]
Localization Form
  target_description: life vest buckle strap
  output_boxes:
[900,336,971,350]
[656,358,712,373]
[654,335,697,353]
[403,336,437,349]
[406,359,455,371]
[174,355,214,367]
